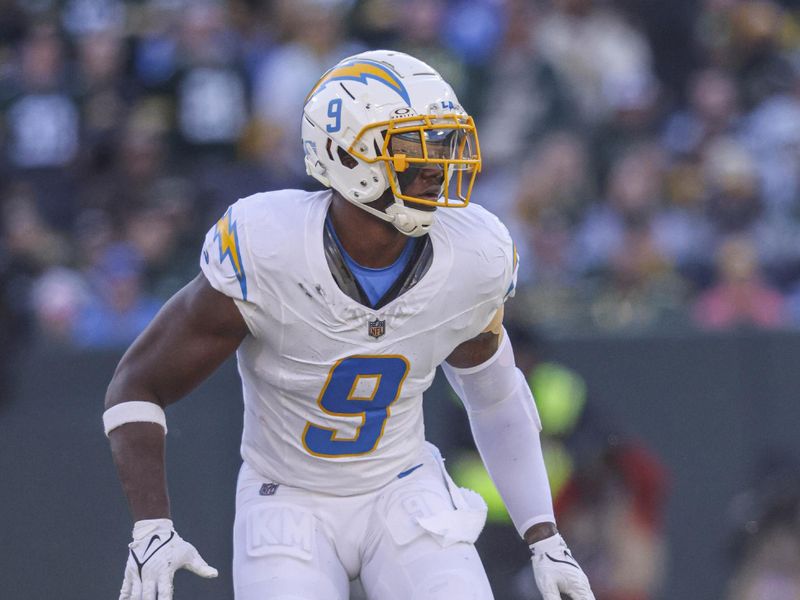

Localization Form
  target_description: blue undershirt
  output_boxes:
[326,216,416,306]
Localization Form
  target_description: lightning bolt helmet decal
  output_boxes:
[305,59,410,105]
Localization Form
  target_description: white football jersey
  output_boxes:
[200,189,517,495]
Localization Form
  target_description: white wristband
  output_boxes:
[103,401,168,436]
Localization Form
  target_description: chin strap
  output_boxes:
[342,192,436,237]
[385,202,435,237]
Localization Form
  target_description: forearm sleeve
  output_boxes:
[442,330,555,536]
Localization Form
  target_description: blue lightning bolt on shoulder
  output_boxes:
[213,207,247,300]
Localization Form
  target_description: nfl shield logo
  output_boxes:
[368,318,386,339]
[259,482,279,496]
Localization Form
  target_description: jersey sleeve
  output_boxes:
[466,209,520,337]
[474,214,518,338]
[491,214,519,305]
[200,202,252,302]
[504,238,519,302]
[200,200,267,334]
[476,229,518,335]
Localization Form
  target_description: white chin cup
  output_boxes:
[385,202,435,237]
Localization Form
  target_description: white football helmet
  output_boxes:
[302,50,481,237]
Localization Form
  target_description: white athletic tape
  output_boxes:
[415,444,488,546]
[103,401,167,436]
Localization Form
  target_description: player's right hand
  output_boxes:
[119,518,218,600]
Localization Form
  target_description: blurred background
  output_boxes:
[2,0,800,598]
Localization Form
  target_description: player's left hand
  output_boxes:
[529,533,595,600]
[119,518,218,600]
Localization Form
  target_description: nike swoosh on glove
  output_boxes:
[119,518,218,600]
[529,533,595,600]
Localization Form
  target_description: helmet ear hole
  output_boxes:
[336,146,358,169]
[325,139,336,161]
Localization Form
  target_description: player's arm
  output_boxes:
[444,314,595,600]
[105,272,249,519]
[104,273,248,600]
[444,318,555,545]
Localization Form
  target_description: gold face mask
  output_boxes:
[348,113,481,207]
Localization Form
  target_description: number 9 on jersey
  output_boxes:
[302,355,410,457]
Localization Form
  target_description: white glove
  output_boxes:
[119,518,218,600]
[530,533,595,600]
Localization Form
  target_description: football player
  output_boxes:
[104,50,595,600]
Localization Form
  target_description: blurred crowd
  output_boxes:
[5,0,800,349]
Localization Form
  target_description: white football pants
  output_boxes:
[233,443,495,600]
